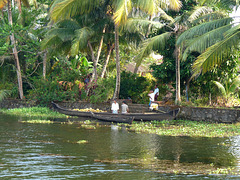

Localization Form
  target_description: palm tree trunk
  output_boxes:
[175,46,181,104]
[186,78,190,102]
[113,24,120,99]
[8,0,24,99]
[43,50,47,79]
[101,44,113,78]
[133,62,139,74]
[88,41,97,81]
[95,25,106,64]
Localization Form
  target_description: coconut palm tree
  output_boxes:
[42,9,112,85]
[177,0,240,76]
[126,4,217,104]
[48,0,182,99]
[112,0,182,98]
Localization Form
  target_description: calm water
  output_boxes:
[1,114,240,179]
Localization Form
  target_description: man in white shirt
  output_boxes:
[111,99,119,114]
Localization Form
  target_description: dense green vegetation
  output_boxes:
[0,107,67,118]
[0,0,240,107]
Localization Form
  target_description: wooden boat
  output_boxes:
[52,102,92,118]
[52,102,133,124]
[126,108,180,121]
[91,112,134,124]
[52,102,180,122]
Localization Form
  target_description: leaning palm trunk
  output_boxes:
[101,44,113,78]
[95,25,106,65]
[89,26,106,82]
[88,41,97,81]
[8,0,24,99]
[113,24,120,99]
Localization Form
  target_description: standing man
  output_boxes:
[148,90,155,107]
[111,99,119,114]
[154,85,159,101]
[121,101,129,113]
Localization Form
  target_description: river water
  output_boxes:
[1,114,240,179]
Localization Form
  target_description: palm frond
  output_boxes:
[192,29,240,76]
[211,80,227,97]
[41,35,63,50]
[156,7,175,22]
[50,0,102,22]
[56,19,81,29]
[225,23,240,37]
[136,0,181,16]
[229,76,240,93]
[168,0,182,11]
[71,27,94,55]
[198,0,238,7]
[177,17,232,46]
[0,90,11,101]
[136,0,161,15]
[113,0,132,25]
[188,6,213,22]
[182,24,232,60]
[123,18,165,33]
[47,28,75,42]
[192,11,227,25]
[135,32,172,67]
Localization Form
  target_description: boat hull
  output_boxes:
[91,112,134,124]
[52,102,92,117]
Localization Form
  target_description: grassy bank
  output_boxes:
[129,120,240,137]
[0,107,67,118]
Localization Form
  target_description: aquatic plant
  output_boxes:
[94,157,240,175]
[20,120,54,124]
[76,140,88,144]
[128,120,240,137]
[81,124,96,129]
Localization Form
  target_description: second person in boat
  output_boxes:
[121,101,129,114]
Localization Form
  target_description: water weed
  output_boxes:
[94,157,240,175]
[20,120,54,124]
[129,120,240,137]
[76,140,88,144]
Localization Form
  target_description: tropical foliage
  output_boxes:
[0,0,239,107]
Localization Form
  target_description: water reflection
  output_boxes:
[228,136,240,168]
[0,114,240,179]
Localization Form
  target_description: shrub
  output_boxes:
[89,77,115,103]
[27,79,80,106]
[120,71,154,103]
